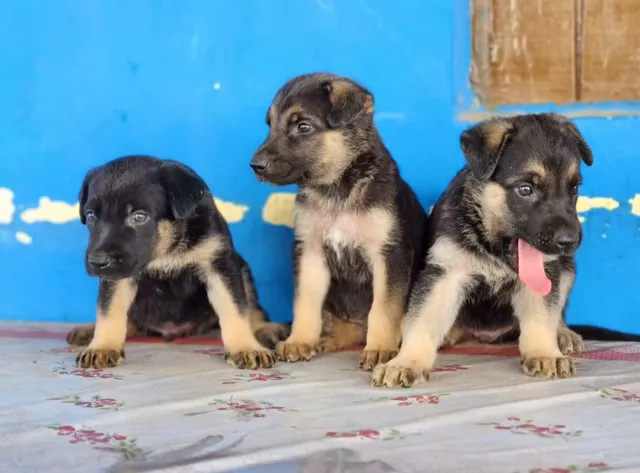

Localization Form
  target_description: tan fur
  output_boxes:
[153,220,177,258]
[313,131,352,186]
[523,161,548,180]
[479,182,511,243]
[67,320,137,347]
[147,235,223,275]
[277,242,330,361]
[319,312,366,353]
[328,79,374,116]
[77,278,137,368]
[483,121,511,149]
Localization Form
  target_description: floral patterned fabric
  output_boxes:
[2,322,640,473]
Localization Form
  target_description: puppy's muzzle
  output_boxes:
[552,229,580,253]
[88,251,118,271]
[250,149,299,185]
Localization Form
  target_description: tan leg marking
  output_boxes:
[513,285,575,379]
[359,250,404,370]
[76,279,137,369]
[372,267,471,388]
[319,312,366,353]
[67,320,137,347]
[205,272,275,370]
[276,245,330,362]
[440,324,467,349]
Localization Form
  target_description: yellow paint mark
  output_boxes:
[629,194,640,216]
[21,197,79,224]
[214,198,249,223]
[262,192,296,228]
[15,231,32,245]
[576,196,619,213]
[0,187,16,224]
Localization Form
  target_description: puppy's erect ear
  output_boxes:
[78,168,97,225]
[460,118,514,181]
[322,79,374,128]
[546,113,594,167]
[158,161,207,220]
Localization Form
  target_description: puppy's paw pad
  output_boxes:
[371,361,429,388]
[358,349,398,371]
[275,341,318,362]
[521,356,575,379]
[66,327,94,347]
[557,329,585,355]
[76,348,124,369]
[254,323,291,350]
[225,349,276,370]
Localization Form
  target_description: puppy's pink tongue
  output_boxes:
[517,239,552,296]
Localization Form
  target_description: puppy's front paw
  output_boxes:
[76,347,124,369]
[66,324,95,347]
[275,340,318,362]
[224,348,276,370]
[521,356,575,379]
[359,349,398,371]
[557,328,585,355]
[371,359,430,388]
[254,323,291,350]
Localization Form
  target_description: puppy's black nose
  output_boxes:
[88,252,114,270]
[250,158,269,172]
[554,230,579,251]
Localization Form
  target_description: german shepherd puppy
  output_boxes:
[250,73,428,370]
[67,156,289,370]
[373,113,609,388]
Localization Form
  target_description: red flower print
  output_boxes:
[205,398,293,418]
[583,384,640,403]
[221,371,289,385]
[478,418,582,439]
[48,395,123,410]
[521,462,610,473]
[48,425,145,459]
[325,428,414,441]
[432,364,469,373]
[52,362,124,380]
[389,393,448,407]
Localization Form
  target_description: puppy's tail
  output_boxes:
[568,324,640,342]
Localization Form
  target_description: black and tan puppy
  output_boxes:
[373,113,604,388]
[250,73,428,370]
[67,155,288,370]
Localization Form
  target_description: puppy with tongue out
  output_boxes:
[373,113,595,389]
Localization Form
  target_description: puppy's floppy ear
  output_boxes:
[460,117,514,181]
[546,113,594,167]
[322,78,374,128]
[78,168,97,225]
[158,161,207,220]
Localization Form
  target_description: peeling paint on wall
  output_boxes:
[213,197,249,223]
[262,192,296,228]
[20,197,79,224]
[628,194,640,216]
[576,196,619,222]
[0,188,16,224]
[15,231,32,245]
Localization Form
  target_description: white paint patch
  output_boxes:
[213,197,248,223]
[15,231,32,245]
[20,197,79,224]
[262,192,296,228]
[213,82,221,90]
[0,187,16,224]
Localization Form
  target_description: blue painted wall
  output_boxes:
[0,1,638,333]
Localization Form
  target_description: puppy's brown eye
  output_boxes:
[516,184,534,197]
[132,211,148,224]
[85,211,97,224]
[297,122,313,134]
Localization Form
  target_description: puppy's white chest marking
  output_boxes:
[296,205,394,257]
